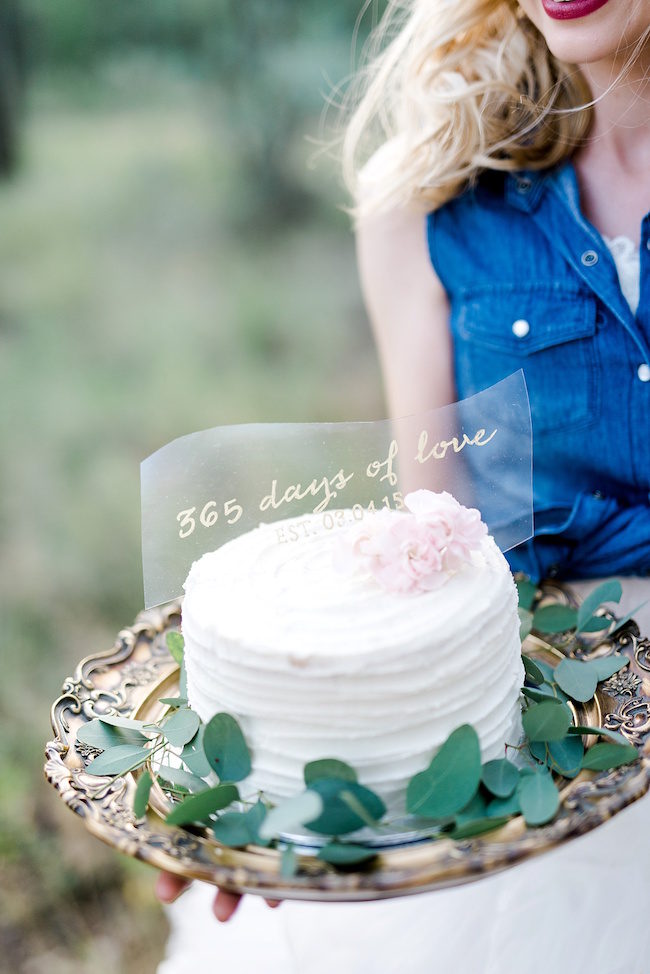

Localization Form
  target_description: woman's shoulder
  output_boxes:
[353,194,447,311]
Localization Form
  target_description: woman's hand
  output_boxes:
[154,871,282,922]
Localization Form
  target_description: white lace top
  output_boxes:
[603,234,641,315]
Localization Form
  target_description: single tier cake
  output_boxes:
[182,490,524,814]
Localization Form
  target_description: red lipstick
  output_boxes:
[541,0,611,20]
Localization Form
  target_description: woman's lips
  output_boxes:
[541,0,611,20]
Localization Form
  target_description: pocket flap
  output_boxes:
[456,284,598,355]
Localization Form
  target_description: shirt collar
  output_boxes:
[504,161,572,213]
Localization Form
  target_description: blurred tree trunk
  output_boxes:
[0,2,26,176]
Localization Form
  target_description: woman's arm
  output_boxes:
[355,202,455,420]
[355,201,455,493]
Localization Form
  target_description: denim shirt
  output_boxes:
[426,159,650,582]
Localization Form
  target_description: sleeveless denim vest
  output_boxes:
[426,159,650,582]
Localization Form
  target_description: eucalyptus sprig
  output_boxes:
[516,575,647,643]
[75,589,642,874]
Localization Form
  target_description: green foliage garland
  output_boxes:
[79,579,642,873]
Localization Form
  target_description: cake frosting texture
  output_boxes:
[182,505,524,813]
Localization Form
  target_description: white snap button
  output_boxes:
[512,319,530,338]
[581,250,599,266]
[638,363,650,382]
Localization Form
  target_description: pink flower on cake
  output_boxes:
[404,489,487,570]
[369,515,448,593]
[334,489,488,594]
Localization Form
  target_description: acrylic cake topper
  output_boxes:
[141,369,533,607]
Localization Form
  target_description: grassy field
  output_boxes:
[0,62,382,973]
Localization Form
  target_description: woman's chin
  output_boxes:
[518,0,648,69]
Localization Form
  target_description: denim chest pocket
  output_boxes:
[452,284,600,435]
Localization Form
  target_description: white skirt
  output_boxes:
[158,575,650,974]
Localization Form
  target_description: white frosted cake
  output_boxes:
[182,490,524,813]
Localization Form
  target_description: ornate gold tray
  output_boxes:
[45,582,650,902]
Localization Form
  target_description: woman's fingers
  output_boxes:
[212,888,243,922]
[155,873,282,919]
[155,871,192,903]
[211,891,282,920]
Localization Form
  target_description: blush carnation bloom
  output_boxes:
[404,489,488,571]
[334,489,488,594]
[361,514,448,594]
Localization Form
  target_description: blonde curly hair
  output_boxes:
[339,0,598,219]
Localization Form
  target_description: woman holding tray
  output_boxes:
[157,0,650,970]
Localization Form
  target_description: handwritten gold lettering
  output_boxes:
[415,427,498,464]
[366,439,398,486]
[472,427,498,446]
[259,469,354,515]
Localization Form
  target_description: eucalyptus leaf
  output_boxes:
[522,655,545,686]
[133,770,153,819]
[161,708,201,748]
[305,779,386,836]
[86,744,151,777]
[182,750,212,780]
[338,788,386,830]
[532,604,578,633]
[166,631,185,664]
[203,712,252,782]
[486,792,521,818]
[245,799,271,846]
[581,742,638,771]
[547,736,584,778]
[98,714,149,731]
[530,736,583,778]
[304,759,357,785]
[516,577,538,611]
[610,600,649,636]
[258,791,323,840]
[481,759,519,798]
[406,725,481,819]
[533,660,558,683]
[568,725,630,746]
[211,811,253,847]
[554,658,598,703]
[156,764,208,795]
[590,655,628,681]
[159,697,188,709]
[522,700,571,742]
[576,579,622,631]
[519,608,534,642]
[521,686,565,705]
[398,815,456,832]
[76,718,147,750]
[517,771,560,826]
[165,783,240,826]
[541,681,570,704]
[578,615,613,633]
[280,844,297,878]
[528,739,547,765]
[316,842,378,865]
[181,727,212,778]
[455,791,488,823]
[210,801,269,847]
[448,816,510,840]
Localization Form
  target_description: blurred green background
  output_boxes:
[0,2,383,970]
